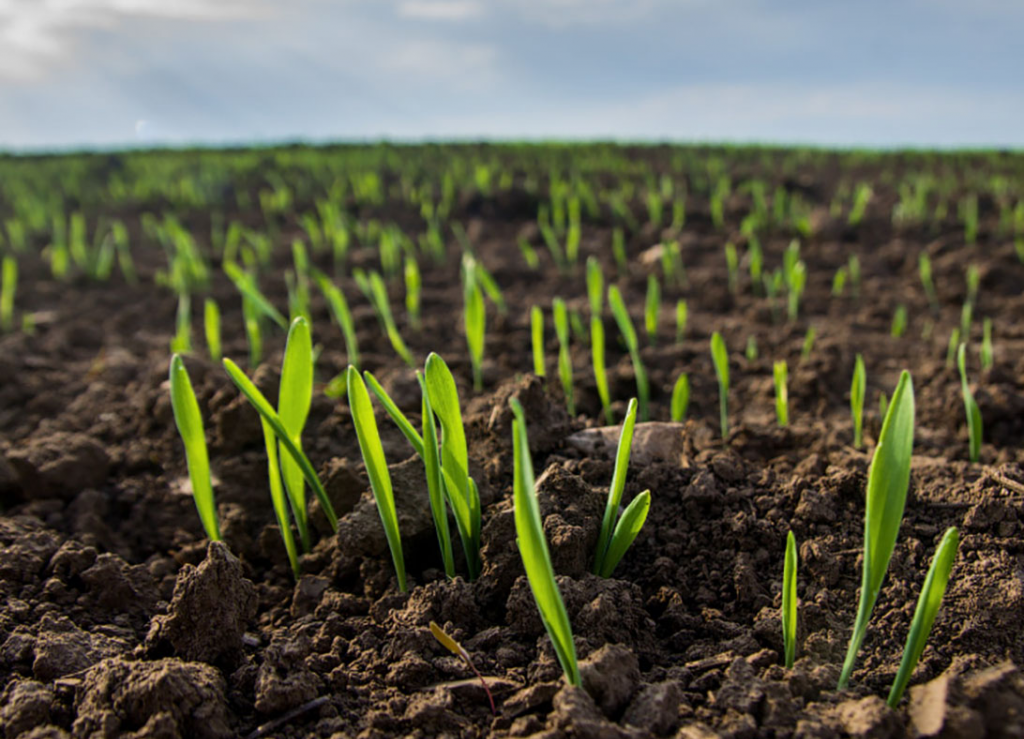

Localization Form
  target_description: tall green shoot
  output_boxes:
[782,531,798,668]
[957,344,982,463]
[593,399,651,578]
[851,354,866,449]
[425,353,481,579]
[169,355,220,541]
[774,360,789,427]
[644,274,660,345]
[204,298,222,363]
[405,257,422,330]
[587,257,612,424]
[980,317,993,371]
[710,332,729,437]
[464,257,487,391]
[509,398,580,687]
[0,256,16,333]
[886,527,959,707]
[675,300,687,343]
[279,317,315,551]
[531,306,545,377]
[222,358,338,532]
[838,371,915,690]
[671,374,690,422]
[347,367,407,592]
[314,271,360,369]
[553,298,574,416]
[608,285,649,421]
[919,254,938,312]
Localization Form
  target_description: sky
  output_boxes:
[1,0,1022,151]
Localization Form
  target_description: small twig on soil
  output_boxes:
[244,696,329,739]
[988,470,1024,497]
[429,621,497,716]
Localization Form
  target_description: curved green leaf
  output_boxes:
[599,490,651,578]
[887,527,959,707]
[347,366,406,592]
[509,398,580,687]
[169,355,220,541]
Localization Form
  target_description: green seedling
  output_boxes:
[347,367,406,592]
[671,373,690,422]
[405,257,422,329]
[774,360,789,427]
[553,298,574,415]
[425,353,482,579]
[957,343,982,463]
[891,305,907,338]
[851,354,866,449]
[429,622,496,715]
[593,399,651,578]
[569,310,588,347]
[838,370,915,690]
[878,390,889,422]
[509,398,580,687]
[980,317,993,371]
[787,261,807,322]
[517,237,540,269]
[612,228,628,275]
[222,358,338,532]
[832,266,848,297]
[919,254,938,312]
[782,531,798,668]
[531,306,545,377]
[644,274,660,345]
[224,260,288,329]
[464,257,487,392]
[170,293,192,354]
[848,183,872,226]
[962,197,978,244]
[609,285,649,421]
[314,271,360,369]
[279,317,315,551]
[745,336,758,362]
[801,326,816,360]
[886,527,959,707]
[204,298,221,363]
[711,331,729,437]
[945,328,960,370]
[675,300,688,343]
[587,258,613,423]
[0,256,16,333]
[661,241,685,288]
[965,264,980,305]
[960,301,972,342]
[258,414,300,578]
[367,270,415,367]
[725,242,739,294]
[362,371,456,578]
[848,255,861,297]
[242,295,263,368]
[169,355,220,541]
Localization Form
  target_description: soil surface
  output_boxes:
[2,145,1024,739]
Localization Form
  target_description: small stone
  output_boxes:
[622,680,682,735]
[579,644,640,716]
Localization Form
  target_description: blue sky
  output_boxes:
[1,0,1022,150]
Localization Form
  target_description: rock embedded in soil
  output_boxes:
[621,680,683,735]
[565,422,690,467]
[145,541,257,666]
[579,644,641,717]
[72,657,232,739]
[0,679,55,738]
[6,432,110,501]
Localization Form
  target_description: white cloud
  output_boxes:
[0,0,269,80]
[396,0,483,21]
